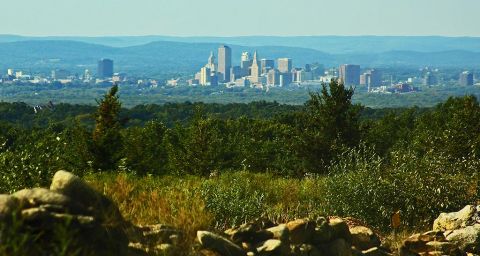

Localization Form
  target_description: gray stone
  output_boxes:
[256,239,288,256]
[266,224,289,242]
[197,230,246,256]
[329,218,352,243]
[50,170,123,223]
[292,244,324,256]
[446,224,480,253]
[434,205,476,231]
[350,226,381,250]
[362,247,393,256]
[328,238,353,256]
[12,188,71,209]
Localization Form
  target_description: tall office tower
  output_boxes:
[424,72,437,86]
[230,66,242,82]
[279,73,292,87]
[267,69,280,86]
[260,59,275,74]
[277,58,292,73]
[250,51,260,83]
[97,59,114,79]
[360,73,370,85]
[218,45,232,82]
[206,51,216,71]
[459,71,474,86]
[240,52,251,76]
[200,67,211,86]
[368,69,382,87]
[339,64,360,86]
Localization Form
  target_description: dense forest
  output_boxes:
[0,80,478,233]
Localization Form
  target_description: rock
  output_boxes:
[362,247,393,256]
[50,170,123,224]
[425,241,462,255]
[402,233,433,254]
[330,218,352,243]
[266,224,289,242]
[312,218,333,245]
[155,244,176,256]
[445,224,480,253]
[256,239,288,256]
[286,218,316,244]
[433,205,476,231]
[350,226,381,250]
[0,194,20,220]
[197,230,246,256]
[291,244,324,256]
[328,238,353,256]
[226,222,273,244]
[12,188,73,210]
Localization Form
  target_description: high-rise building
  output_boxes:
[278,58,292,73]
[230,66,242,82]
[368,69,382,87]
[200,67,211,86]
[424,72,437,86]
[250,51,260,83]
[267,69,280,86]
[459,71,474,86]
[279,73,292,87]
[260,59,275,75]
[206,51,216,71]
[339,64,360,86]
[97,59,114,79]
[218,45,232,82]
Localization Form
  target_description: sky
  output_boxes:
[2,0,479,37]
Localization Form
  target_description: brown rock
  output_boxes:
[286,218,316,244]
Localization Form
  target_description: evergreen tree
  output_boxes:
[92,85,122,170]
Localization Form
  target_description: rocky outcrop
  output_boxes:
[401,205,480,256]
[0,170,182,256]
[197,217,390,256]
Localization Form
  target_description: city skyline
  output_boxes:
[1,0,479,37]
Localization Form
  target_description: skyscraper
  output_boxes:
[278,58,292,73]
[200,67,211,86]
[267,69,280,86]
[206,51,216,71]
[218,45,232,83]
[250,51,260,83]
[339,64,360,86]
[368,69,382,87]
[260,59,275,74]
[459,71,474,86]
[97,59,114,79]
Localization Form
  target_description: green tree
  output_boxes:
[92,85,122,171]
[297,79,362,173]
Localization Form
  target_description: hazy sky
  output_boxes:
[2,0,479,36]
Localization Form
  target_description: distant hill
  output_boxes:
[1,35,480,53]
[0,40,478,75]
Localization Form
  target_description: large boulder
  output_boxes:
[433,205,477,231]
[50,170,123,224]
[349,226,381,250]
[197,230,246,256]
[445,224,480,253]
[286,218,316,244]
[266,224,289,242]
[327,238,352,256]
[329,218,352,243]
[256,239,289,256]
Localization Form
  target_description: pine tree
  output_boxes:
[92,85,122,170]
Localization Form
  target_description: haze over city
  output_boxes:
[2,0,480,36]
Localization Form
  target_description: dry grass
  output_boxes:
[85,173,213,254]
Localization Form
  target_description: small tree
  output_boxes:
[297,79,362,173]
[92,85,122,171]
